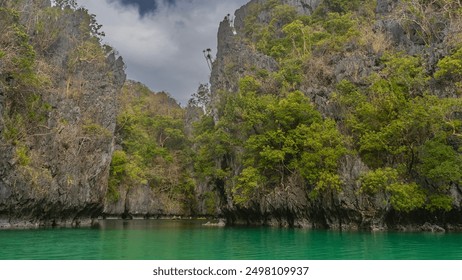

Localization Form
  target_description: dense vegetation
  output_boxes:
[108,81,196,212]
[192,0,462,215]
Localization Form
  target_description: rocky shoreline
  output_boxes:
[2,214,462,233]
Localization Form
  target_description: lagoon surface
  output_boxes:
[0,220,461,260]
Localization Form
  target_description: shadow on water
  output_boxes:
[0,220,461,260]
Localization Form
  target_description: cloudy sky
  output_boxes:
[76,0,249,105]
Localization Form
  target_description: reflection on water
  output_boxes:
[0,219,461,260]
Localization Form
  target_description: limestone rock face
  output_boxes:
[0,0,125,228]
[210,18,278,122]
[207,0,462,230]
[100,80,192,219]
[212,0,323,101]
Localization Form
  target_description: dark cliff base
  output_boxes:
[2,196,462,232]
[222,208,462,232]
[0,216,100,229]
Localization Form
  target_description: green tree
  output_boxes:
[435,47,462,93]
[386,182,426,212]
[230,89,347,204]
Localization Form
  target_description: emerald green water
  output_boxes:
[0,220,461,260]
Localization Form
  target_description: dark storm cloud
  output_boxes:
[110,0,177,16]
[108,0,157,16]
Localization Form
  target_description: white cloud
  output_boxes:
[76,0,248,105]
